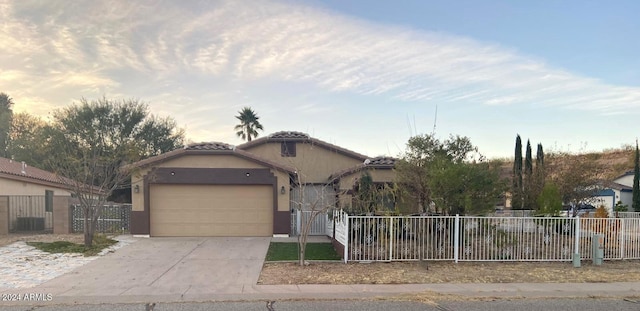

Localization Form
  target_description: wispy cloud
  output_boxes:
[1,0,638,145]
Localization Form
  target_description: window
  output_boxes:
[45,190,54,212]
[281,142,296,157]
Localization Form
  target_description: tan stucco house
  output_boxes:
[128,131,396,237]
[0,157,75,234]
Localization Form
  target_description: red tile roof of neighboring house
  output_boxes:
[328,156,397,182]
[0,157,74,190]
[238,131,369,161]
[127,142,296,173]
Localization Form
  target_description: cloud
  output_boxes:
[1,0,639,129]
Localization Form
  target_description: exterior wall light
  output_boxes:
[280,186,286,194]
[134,185,140,193]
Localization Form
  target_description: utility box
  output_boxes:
[592,234,604,265]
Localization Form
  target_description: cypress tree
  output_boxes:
[633,140,640,211]
[512,135,523,209]
[536,143,544,167]
[524,140,533,209]
[533,143,545,210]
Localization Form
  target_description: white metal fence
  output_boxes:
[617,212,640,218]
[330,211,640,263]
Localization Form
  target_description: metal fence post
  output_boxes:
[389,217,394,261]
[344,212,349,264]
[454,214,460,263]
[620,218,625,259]
[573,216,581,267]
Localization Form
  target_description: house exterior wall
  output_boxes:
[620,191,633,210]
[337,169,396,191]
[336,168,396,209]
[0,196,8,234]
[0,177,72,196]
[242,143,363,183]
[615,175,634,187]
[593,189,616,216]
[131,154,290,213]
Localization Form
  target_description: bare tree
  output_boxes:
[548,150,604,207]
[290,176,336,266]
[280,138,341,266]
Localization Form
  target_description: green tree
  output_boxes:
[633,140,640,211]
[512,135,523,209]
[396,133,503,215]
[234,107,263,142]
[46,97,185,247]
[7,113,49,167]
[0,93,14,158]
[536,182,562,216]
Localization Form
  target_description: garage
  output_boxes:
[149,184,273,237]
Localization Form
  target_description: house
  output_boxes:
[0,157,75,234]
[128,131,396,237]
[593,171,635,214]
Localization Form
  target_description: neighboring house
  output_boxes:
[0,157,74,234]
[0,157,73,196]
[593,171,635,215]
[128,131,397,237]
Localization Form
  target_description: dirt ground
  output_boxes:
[259,260,640,285]
[0,233,85,247]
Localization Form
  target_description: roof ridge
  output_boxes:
[238,131,369,161]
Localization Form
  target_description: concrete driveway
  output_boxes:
[32,237,271,298]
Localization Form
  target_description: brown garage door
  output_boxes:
[149,184,273,237]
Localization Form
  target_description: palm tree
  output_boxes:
[234,107,263,142]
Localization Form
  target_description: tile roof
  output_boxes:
[268,131,310,139]
[185,142,235,151]
[365,156,397,166]
[329,156,397,181]
[0,157,72,189]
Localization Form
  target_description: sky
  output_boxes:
[1,0,639,159]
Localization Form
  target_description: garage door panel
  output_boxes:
[150,184,273,237]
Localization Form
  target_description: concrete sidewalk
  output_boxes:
[3,282,640,305]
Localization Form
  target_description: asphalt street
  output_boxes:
[1,298,640,311]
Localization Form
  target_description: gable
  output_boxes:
[242,142,364,183]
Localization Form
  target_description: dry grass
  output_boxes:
[0,233,85,247]
[259,260,640,285]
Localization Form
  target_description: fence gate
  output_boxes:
[71,204,132,234]
[8,196,53,233]
[291,210,327,236]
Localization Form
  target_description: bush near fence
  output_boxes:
[331,210,640,263]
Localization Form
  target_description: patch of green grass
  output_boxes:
[265,242,341,261]
[27,234,118,256]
